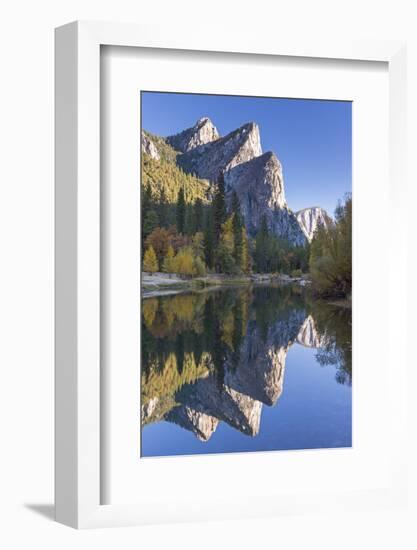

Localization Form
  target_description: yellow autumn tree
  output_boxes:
[142,298,158,328]
[171,246,195,276]
[143,245,158,273]
[162,245,175,273]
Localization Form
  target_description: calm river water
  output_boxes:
[141,284,352,457]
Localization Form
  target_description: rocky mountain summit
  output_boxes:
[177,121,262,182]
[142,117,329,245]
[166,116,219,152]
[296,206,331,242]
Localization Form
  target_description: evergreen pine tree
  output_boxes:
[143,210,159,239]
[176,187,186,234]
[231,191,243,270]
[142,183,155,242]
[255,215,269,272]
[195,198,204,232]
[213,172,226,246]
[241,227,250,274]
[142,182,152,212]
[158,187,168,228]
[184,204,196,235]
[203,212,214,270]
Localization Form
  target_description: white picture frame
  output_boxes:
[55,20,408,529]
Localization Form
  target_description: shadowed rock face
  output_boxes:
[296,207,331,242]
[166,117,220,153]
[177,122,262,182]
[141,130,160,160]
[225,152,306,244]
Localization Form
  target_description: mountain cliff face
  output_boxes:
[142,117,328,245]
[166,116,220,152]
[296,207,331,242]
[174,121,306,244]
[224,152,305,244]
[177,122,262,182]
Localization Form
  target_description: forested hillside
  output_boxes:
[142,154,210,205]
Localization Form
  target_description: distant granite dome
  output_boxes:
[295,206,331,242]
[177,121,262,182]
[166,117,220,153]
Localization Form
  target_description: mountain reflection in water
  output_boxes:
[141,285,352,456]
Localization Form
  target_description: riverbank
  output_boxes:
[142,272,310,298]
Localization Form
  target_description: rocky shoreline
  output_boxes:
[141,272,310,298]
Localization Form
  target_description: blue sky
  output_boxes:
[141,92,351,216]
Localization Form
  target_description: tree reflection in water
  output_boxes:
[141,284,352,442]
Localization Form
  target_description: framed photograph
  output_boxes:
[55,21,408,528]
[139,91,353,459]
